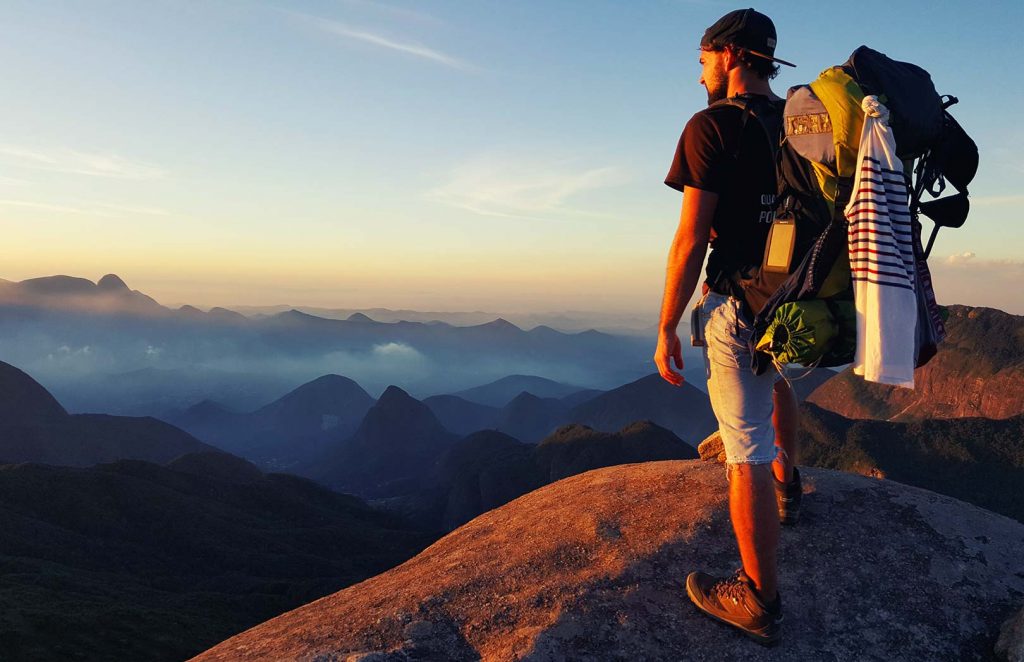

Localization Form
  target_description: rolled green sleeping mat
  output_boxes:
[754,299,855,367]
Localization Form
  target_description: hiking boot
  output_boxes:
[685,569,782,645]
[774,466,802,526]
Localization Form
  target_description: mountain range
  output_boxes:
[450,374,590,407]
[808,305,1024,420]
[426,374,717,444]
[167,374,375,470]
[0,274,654,415]
[0,360,215,466]
[0,451,432,662]
[798,402,1024,522]
[393,420,699,532]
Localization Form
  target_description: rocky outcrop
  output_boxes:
[697,430,725,463]
[807,305,1024,420]
[193,461,1024,661]
[997,606,1024,661]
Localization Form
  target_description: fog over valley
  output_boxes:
[0,274,692,416]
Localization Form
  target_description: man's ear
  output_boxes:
[723,46,742,71]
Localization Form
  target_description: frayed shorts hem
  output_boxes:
[724,457,776,466]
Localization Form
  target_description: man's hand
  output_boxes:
[655,186,714,387]
[655,329,685,386]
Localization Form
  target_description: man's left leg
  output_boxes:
[771,379,798,484]
[771,379,803,525]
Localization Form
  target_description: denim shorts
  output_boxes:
[700,291,780,465]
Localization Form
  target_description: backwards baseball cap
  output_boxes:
[700,8,796,68]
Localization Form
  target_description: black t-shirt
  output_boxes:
[665,95,784,295]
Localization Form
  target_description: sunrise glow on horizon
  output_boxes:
[3,1,1022,315]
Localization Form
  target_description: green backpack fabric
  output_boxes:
[754,299,855,367]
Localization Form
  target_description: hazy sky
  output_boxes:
[2,0,1021,314]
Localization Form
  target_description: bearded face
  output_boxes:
[699,49,729,105]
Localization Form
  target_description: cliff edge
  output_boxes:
[193,460,1024,661]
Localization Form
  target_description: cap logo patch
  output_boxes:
[766,37,776,48]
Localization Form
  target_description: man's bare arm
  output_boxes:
[654,185,716,386]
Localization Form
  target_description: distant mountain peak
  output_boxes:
[19,274,96,296]
[377,384,415,405]
[279,374,369,402]
[97,274,129,291]
[356,385,449,439]
[528,325,560,336]
[347,312,374,322]
[482,318,519,330]
[207,307,247,322]
[276,309,322,323]
[307,374,358,387]
[507,390,543,406]
[0,360,69,424]
[257,374,373,418]
[185,399,231,416]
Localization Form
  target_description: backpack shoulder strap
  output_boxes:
[710,95,784,160]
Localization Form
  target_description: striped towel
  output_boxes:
[844,95,917,388]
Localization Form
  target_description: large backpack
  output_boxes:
[744,45,978,375]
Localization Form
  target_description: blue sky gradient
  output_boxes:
[2,0,1021,314]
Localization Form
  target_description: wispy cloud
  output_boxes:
[0,199,92,214]
[0,146,165,180]
[334,0,444,26]
[0,199,171,217]
[937,254,1024,269]
[95,203,171,217]
[426,155,629,219]
[945,251,976,264]
[295,14,473,71]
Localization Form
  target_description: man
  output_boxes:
[653,8,802,645]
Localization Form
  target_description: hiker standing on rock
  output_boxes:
[653,8,803,645]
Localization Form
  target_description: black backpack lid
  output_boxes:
[843,45,944,159]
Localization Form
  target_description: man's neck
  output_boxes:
[727,72,779,101]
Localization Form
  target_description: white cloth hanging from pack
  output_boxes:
[844,95,917,388]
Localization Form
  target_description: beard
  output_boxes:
[704,65,728,105]
[706,84,727,105]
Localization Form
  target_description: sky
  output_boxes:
[1,0,1022,316]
